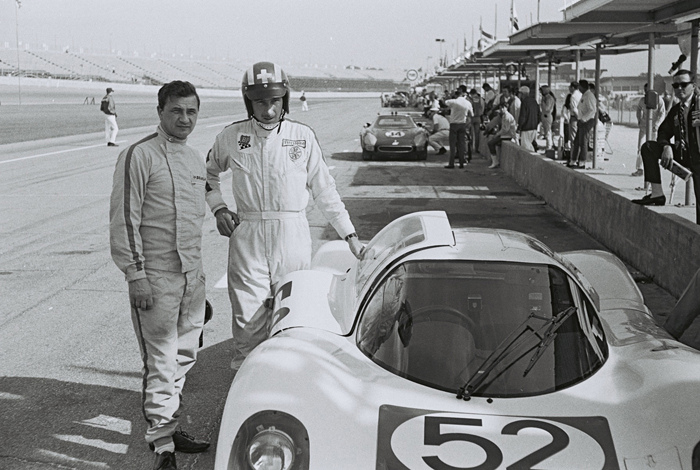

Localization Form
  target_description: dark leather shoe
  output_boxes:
[444,165,455,169]
[437,147,447,155]
[172,429,210,453]
[107,142,119,147]
[149,429,210,453]
[632,194,666,206]
[153,451,177,470]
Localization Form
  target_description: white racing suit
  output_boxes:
[206,118,356,368]
[109,127,206,446]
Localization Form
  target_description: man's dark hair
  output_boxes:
[158,80,200,110]
[483,83,492,90]
[674,69,695,81]
[569,81,579,90]
[459,84,468,93]
[578,79,589,89]
[469,88,478,95]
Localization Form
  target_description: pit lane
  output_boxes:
[0,96,675,469]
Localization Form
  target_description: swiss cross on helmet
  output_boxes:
[242,61,291,118]
[242,62,289,100]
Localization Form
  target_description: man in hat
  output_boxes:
[427,105,450,155]
[101,87,119,147]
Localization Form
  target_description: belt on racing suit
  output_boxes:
[238,210,305,220]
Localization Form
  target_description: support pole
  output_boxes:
[593,44,601,169]
[687,20,699,206]
[15,1,21,105]
[575,49,581,81]
[645,34,655,152]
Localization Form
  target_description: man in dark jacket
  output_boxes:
[518,86,540,151]
[632,69,700,224]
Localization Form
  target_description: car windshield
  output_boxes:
[376,116,414,128]
[357,260,607,397]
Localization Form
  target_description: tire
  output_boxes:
[362,149,373,161]
[417,146,428,161]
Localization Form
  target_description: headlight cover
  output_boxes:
[246,427,295,470]
[229,410,309,470]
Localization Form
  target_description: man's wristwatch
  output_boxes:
[344,232,358,242]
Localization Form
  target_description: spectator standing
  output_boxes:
[486,102,517,169]
[662,90,673,112]
[632,83,666,176]
[566,82,582,151]
[427,106,450,155]
[109,81,210,470]
[205,62,365,370]
[568,79,597,168]
[300,91,309,111]
[482,83,496,115]
[101,87,119,147]
[539,85,556,150]
[468,88,485,152]
[518,86,539,152]
[632,69,700,224]
[444,88,474,168]
[504,85,521,125]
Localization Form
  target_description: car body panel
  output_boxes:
[215,211,700,470]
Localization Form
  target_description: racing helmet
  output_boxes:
[242,61,290,117]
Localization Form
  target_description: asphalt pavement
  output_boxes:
[0,98,678,469]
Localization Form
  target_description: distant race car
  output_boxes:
[214,211,700,470]
[360,113,429,161]
[388,92,410,107]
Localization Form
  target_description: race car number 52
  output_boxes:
[377,406,619,470]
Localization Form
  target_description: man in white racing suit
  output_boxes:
[205,62,364,370]
[110,81,210,470]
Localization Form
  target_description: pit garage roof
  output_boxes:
[433,41,645,77]
[510,0,699,47]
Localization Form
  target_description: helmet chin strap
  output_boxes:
[253,110,286,132]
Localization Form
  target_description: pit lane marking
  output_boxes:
[342,185,496,199]
[0,142,123,165]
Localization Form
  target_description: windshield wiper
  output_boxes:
[522,306,577,377]
[456,306,577,401]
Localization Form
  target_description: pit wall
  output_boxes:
[498,140,700,298]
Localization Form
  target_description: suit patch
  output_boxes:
[289,145,303,162]
[238,134,251,150]
[282,139,306,148]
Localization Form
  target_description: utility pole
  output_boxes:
[15,0,22,105]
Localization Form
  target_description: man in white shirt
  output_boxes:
[427,106,450,155]
[569,79,597,168]
[444,89,474,168]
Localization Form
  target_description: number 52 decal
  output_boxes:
[377,405,620,470]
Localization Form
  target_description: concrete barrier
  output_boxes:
[500,141,700,298]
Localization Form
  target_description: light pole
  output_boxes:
[435,38,445,67]
[15,0,22,105]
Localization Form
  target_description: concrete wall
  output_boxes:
[500,141,700,298]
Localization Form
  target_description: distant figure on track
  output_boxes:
[101,87,119,146]
[300,90,309,111]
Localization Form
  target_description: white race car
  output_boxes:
[215,211,700,470]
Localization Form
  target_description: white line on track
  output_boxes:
[0,142,117,165]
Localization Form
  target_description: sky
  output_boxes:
[0,0,687,78]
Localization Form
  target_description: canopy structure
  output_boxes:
[424,0,700,176]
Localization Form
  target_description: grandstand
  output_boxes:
[0,46,408,92]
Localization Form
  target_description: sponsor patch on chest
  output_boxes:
[282,139,306,148]
[237,133,252,150]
